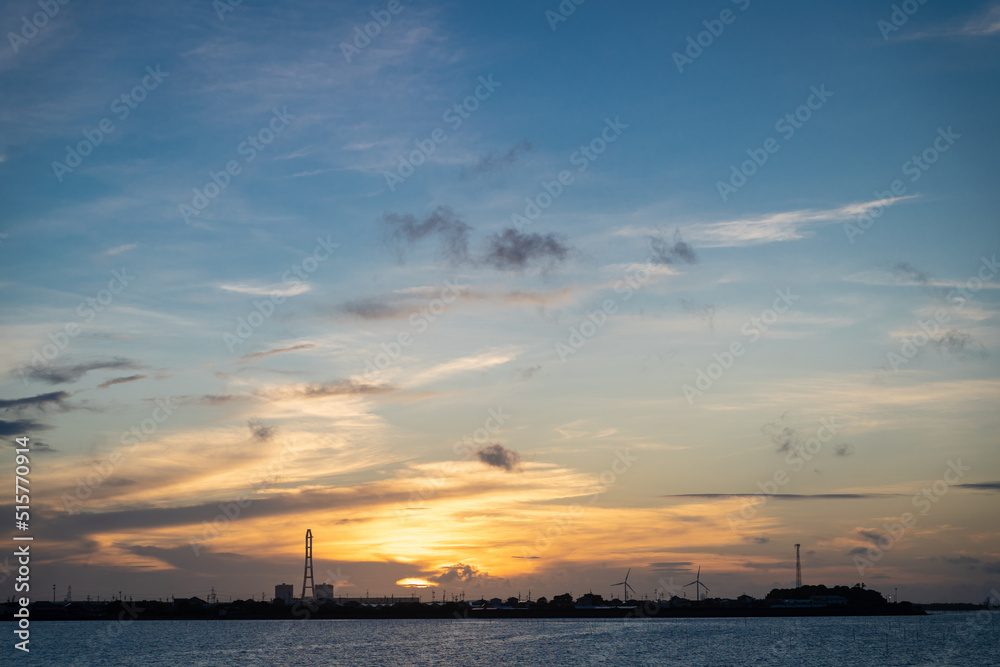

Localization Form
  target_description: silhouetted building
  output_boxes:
[274,583,294,603]
[316,584,334,601]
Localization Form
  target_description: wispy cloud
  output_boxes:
[407,349,520,387]
[617,197,919,247]
[690,198,917,247]
[290,168,337,178]
[238,343,316,363]
[335,285,575,322]
[105,243,137,256]
[218,282,311,297]
[258,379,395,401]
[958,4,1000,35]
[905,3,1000,39]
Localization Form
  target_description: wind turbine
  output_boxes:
[684,566,710,601]
[611,568,636,603]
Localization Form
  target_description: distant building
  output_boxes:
[316,584,334,601]
[274,584,294,603]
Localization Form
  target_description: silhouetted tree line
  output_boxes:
[764,584,887,606]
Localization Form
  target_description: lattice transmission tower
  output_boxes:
[302,529,315,601]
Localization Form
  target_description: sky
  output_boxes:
[1,0,998,605]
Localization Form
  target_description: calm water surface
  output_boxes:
[5,612,998,666]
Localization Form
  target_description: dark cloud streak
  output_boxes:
[98,374,147,389]
[0,391,70,411]
[481,228,569,271]
[0,418,51,436]
[238,344,316,364]
[475,443,521,472]
[463,140,532,178]
[661,493,900,500]
[340,297,410,320]
[381,205,470,265]
[649,229,697,265]
[27,358,139,385]
[248,419,276,442]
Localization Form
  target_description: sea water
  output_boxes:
[4,611,998,666]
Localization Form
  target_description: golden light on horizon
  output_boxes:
[396,578,434,588]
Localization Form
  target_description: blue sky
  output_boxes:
[1,0,999,604]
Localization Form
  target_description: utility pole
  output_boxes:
[794,544,802,588]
